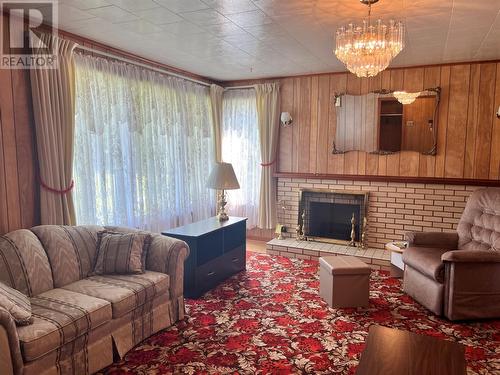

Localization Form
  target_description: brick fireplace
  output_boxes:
[276,178,484,250]
[299,189,368,244]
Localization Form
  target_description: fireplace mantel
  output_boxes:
[274,172,500,187]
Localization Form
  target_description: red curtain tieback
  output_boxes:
[40,178,75,195]
[260,158,276,167]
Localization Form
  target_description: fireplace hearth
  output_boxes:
[298,189,368,244]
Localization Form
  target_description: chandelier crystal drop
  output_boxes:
[393,91,420,105]
[335,0,405,78]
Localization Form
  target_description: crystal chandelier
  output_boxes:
[335,0,405,78]
[393,91,420,105]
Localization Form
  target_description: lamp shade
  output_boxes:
[207,162,240,190]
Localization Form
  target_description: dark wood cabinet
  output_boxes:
[162,216,247,298]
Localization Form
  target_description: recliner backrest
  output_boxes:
[457,188,500,251]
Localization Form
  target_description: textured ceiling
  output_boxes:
[39,0,500,80]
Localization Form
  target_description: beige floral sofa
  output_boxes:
[0,225,189,375]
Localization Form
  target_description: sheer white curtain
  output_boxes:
[73,54,215,232]
[222,89,260,228]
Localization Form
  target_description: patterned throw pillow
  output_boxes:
[0,282,32,325]
[93,231,152,275]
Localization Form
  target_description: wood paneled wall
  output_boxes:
[277,62,500,180]
[0,13,39,235]
[1,13,499,238]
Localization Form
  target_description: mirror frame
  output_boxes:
[332,86,441,156]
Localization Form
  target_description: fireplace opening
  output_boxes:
[308,202,361,241]
[298,189,368,244]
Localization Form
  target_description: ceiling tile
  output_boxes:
[226,10,273,28]
[135,7,183,25]
[107,0,158,12]
[87,5,137,23]
[117,19,164,34]
[179,9,228,26]
[202,21,246,37]
[254,0,316,17]
[244,23,287,40]
[201,0,257,15]
[62,0,111,10]
[222,31,258,45]
[161,20,206,35]
[52,4,94,23]
[154,0,210,13]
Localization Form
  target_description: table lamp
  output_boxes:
[207,162,240,221]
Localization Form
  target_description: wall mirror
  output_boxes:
[332,87,441,155]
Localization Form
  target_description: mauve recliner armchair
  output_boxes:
[402,187,500,321]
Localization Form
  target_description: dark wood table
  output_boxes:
[356,325,466,375]
[163,216,247,298]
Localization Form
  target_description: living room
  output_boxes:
[0,0,499,374]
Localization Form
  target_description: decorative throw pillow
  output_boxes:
[0,282,32,326]
[93,231,152,275]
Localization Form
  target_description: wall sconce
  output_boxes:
[280,112,293,126]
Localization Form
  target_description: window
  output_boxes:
[73,54,215,232]
[222,89,261,228]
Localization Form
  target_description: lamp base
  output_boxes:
[217,212,229,221]
[216,190,230,221]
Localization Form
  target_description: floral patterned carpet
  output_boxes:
[103,252,500,374]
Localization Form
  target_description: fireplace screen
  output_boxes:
[299,190,368,244]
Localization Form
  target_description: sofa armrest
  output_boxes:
[405,231,458,249]
[442,250,500,263]
[146,234,190,321]
[0,307,23,375]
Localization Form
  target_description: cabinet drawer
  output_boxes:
[223,246,246,274]
[195,257,226,294]
[197,231,223,266]
[194,247,246,297]
[223,221,246,252]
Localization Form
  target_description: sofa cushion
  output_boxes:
[0,229,54,296]
[30,225,104,288]
[93,231,152,275]
[17,289,111,361]
[0,282,32,325]
[402,247,449,283]
[62,271,169,318]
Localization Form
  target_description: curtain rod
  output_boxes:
[75,44,212,87]
[224,85,254,90]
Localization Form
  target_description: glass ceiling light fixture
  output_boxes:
[393,91,420,105]
[335,0,405,78]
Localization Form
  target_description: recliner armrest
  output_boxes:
[442,250,500,263]
[405,231,458,249]
[0,307,23,375]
